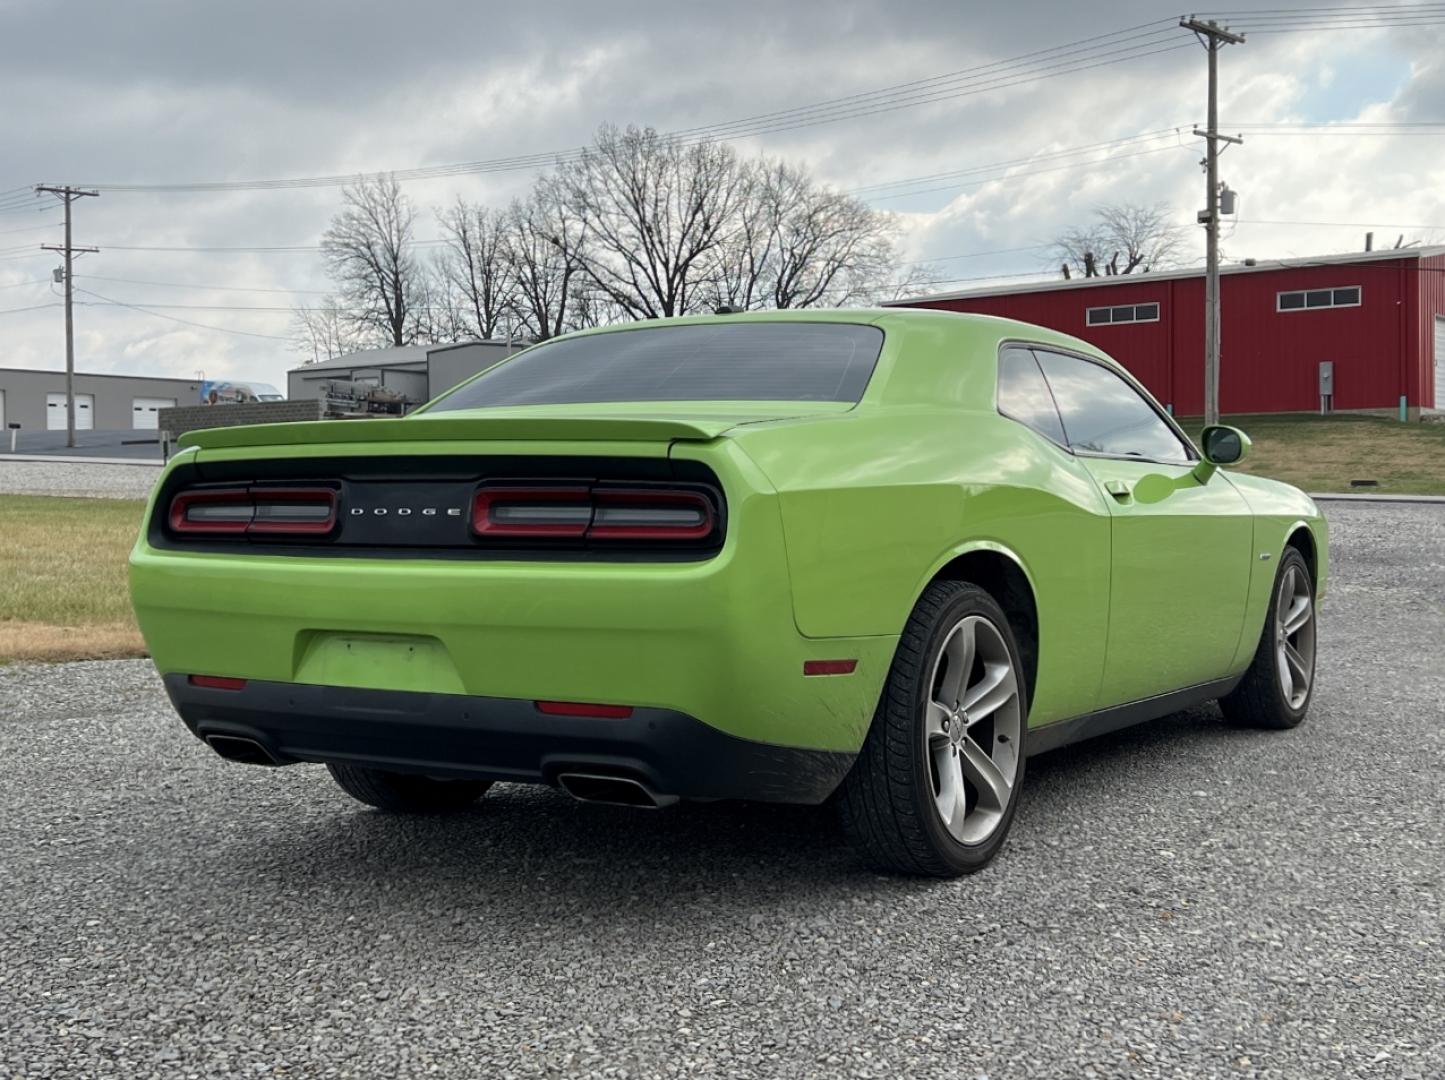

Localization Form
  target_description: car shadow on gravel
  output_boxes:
[187,704,1245,913]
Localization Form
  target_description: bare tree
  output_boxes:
[291,296,363,363]
[320,175,422,346]
[436,198,517,339]
[707,159,903,311]
[766,164,899,309]
[1052,202,1184,278]
[554,125,746,319]
[503,190,588,341]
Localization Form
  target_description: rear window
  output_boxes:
[428,322,885,410]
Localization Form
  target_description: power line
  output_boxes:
[0,301,62,316]
[77,272,330,294]
[0,219,62,237]
[849,127,1190,195]
[78,23,1194,193]
[73,286,292,340]
[83,299,300,312]
[0,277,50,290]
[1239,217,1445,229]
[863,142,1196,202]
[90,238,448,253]
[912,244,1053,265]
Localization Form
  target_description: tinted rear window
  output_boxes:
[428,322,885,410]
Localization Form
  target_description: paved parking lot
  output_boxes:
[1,502,1441,1080]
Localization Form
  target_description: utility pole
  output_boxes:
[37,186,99,448]
[1181,17,1243,428]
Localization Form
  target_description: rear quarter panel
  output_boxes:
[727,312,1118,726]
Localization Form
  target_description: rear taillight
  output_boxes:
[472,487,592,538]
[471,485,715,543]
[590,489,714,540]
[169,487,338,537]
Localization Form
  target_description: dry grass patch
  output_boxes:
[0,495,148,663]
[0,622,146,663]
[1193,414,1445,496]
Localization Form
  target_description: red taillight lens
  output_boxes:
[534,700,634,719]
[169,487,337,536]
[189,674,248,691]
[169,489,252,534]
[471,485,715,543]
[472,487,592,537]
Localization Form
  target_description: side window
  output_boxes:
[996,347,1067,446]
[1032,349,1192,464]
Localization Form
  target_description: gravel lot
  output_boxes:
[0,459,160,500]
[1,502,1440,1080]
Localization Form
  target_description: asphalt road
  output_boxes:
[1,502,1440,1080]
[4,430,167,462]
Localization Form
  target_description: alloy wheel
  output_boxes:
[1275,563,1316,709]
[923,615,1023,844]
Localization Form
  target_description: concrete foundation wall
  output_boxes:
[159,400,325,439]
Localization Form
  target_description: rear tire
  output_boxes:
[326,763,491,813]
[838,580,1029,877]
[1220,547,1317,730]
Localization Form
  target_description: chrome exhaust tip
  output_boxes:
[204,734,283,767]
[556,772,678,809]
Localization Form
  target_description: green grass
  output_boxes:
[1192,413,1445,496]
[0,416,1439,661]
[0,495,147,662]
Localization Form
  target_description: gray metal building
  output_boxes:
[286,341,521,413]
[0,367,202,433]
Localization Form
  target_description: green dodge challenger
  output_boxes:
[129,309,1326,876]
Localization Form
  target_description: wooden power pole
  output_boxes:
[37,185,99,448]
[1181,17,1243,428]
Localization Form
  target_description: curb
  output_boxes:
[1309,492,1445,504]
[0,454,163,467]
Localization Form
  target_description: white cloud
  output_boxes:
[2,2,1442,386]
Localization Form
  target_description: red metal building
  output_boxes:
[894,246,1445,416]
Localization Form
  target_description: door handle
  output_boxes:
[1104,479,1132,501]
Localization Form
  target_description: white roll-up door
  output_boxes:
[1434,316,1444,410]
[46,393,94,430]
[131,397,176,430]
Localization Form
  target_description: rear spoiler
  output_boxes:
[176,414,737,451]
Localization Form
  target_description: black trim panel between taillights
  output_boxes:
[152,456,726,561]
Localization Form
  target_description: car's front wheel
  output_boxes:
[327,763,492,813]
[838,580,1028,877]
[1220,547,1317,730]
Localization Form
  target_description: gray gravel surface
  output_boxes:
[1,502,1440,1080]
[0,459,160,500]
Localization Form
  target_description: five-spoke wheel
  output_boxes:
[838,580,1029,877]
[923,615,1023,846]
[1221,545,1317,730]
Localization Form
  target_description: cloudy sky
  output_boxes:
[2,0,1442,390]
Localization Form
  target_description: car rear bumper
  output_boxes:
[164,675,856,805]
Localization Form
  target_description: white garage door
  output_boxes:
[131,397,176,430]
[45,392,94,431]
[1435,316,1444,410]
